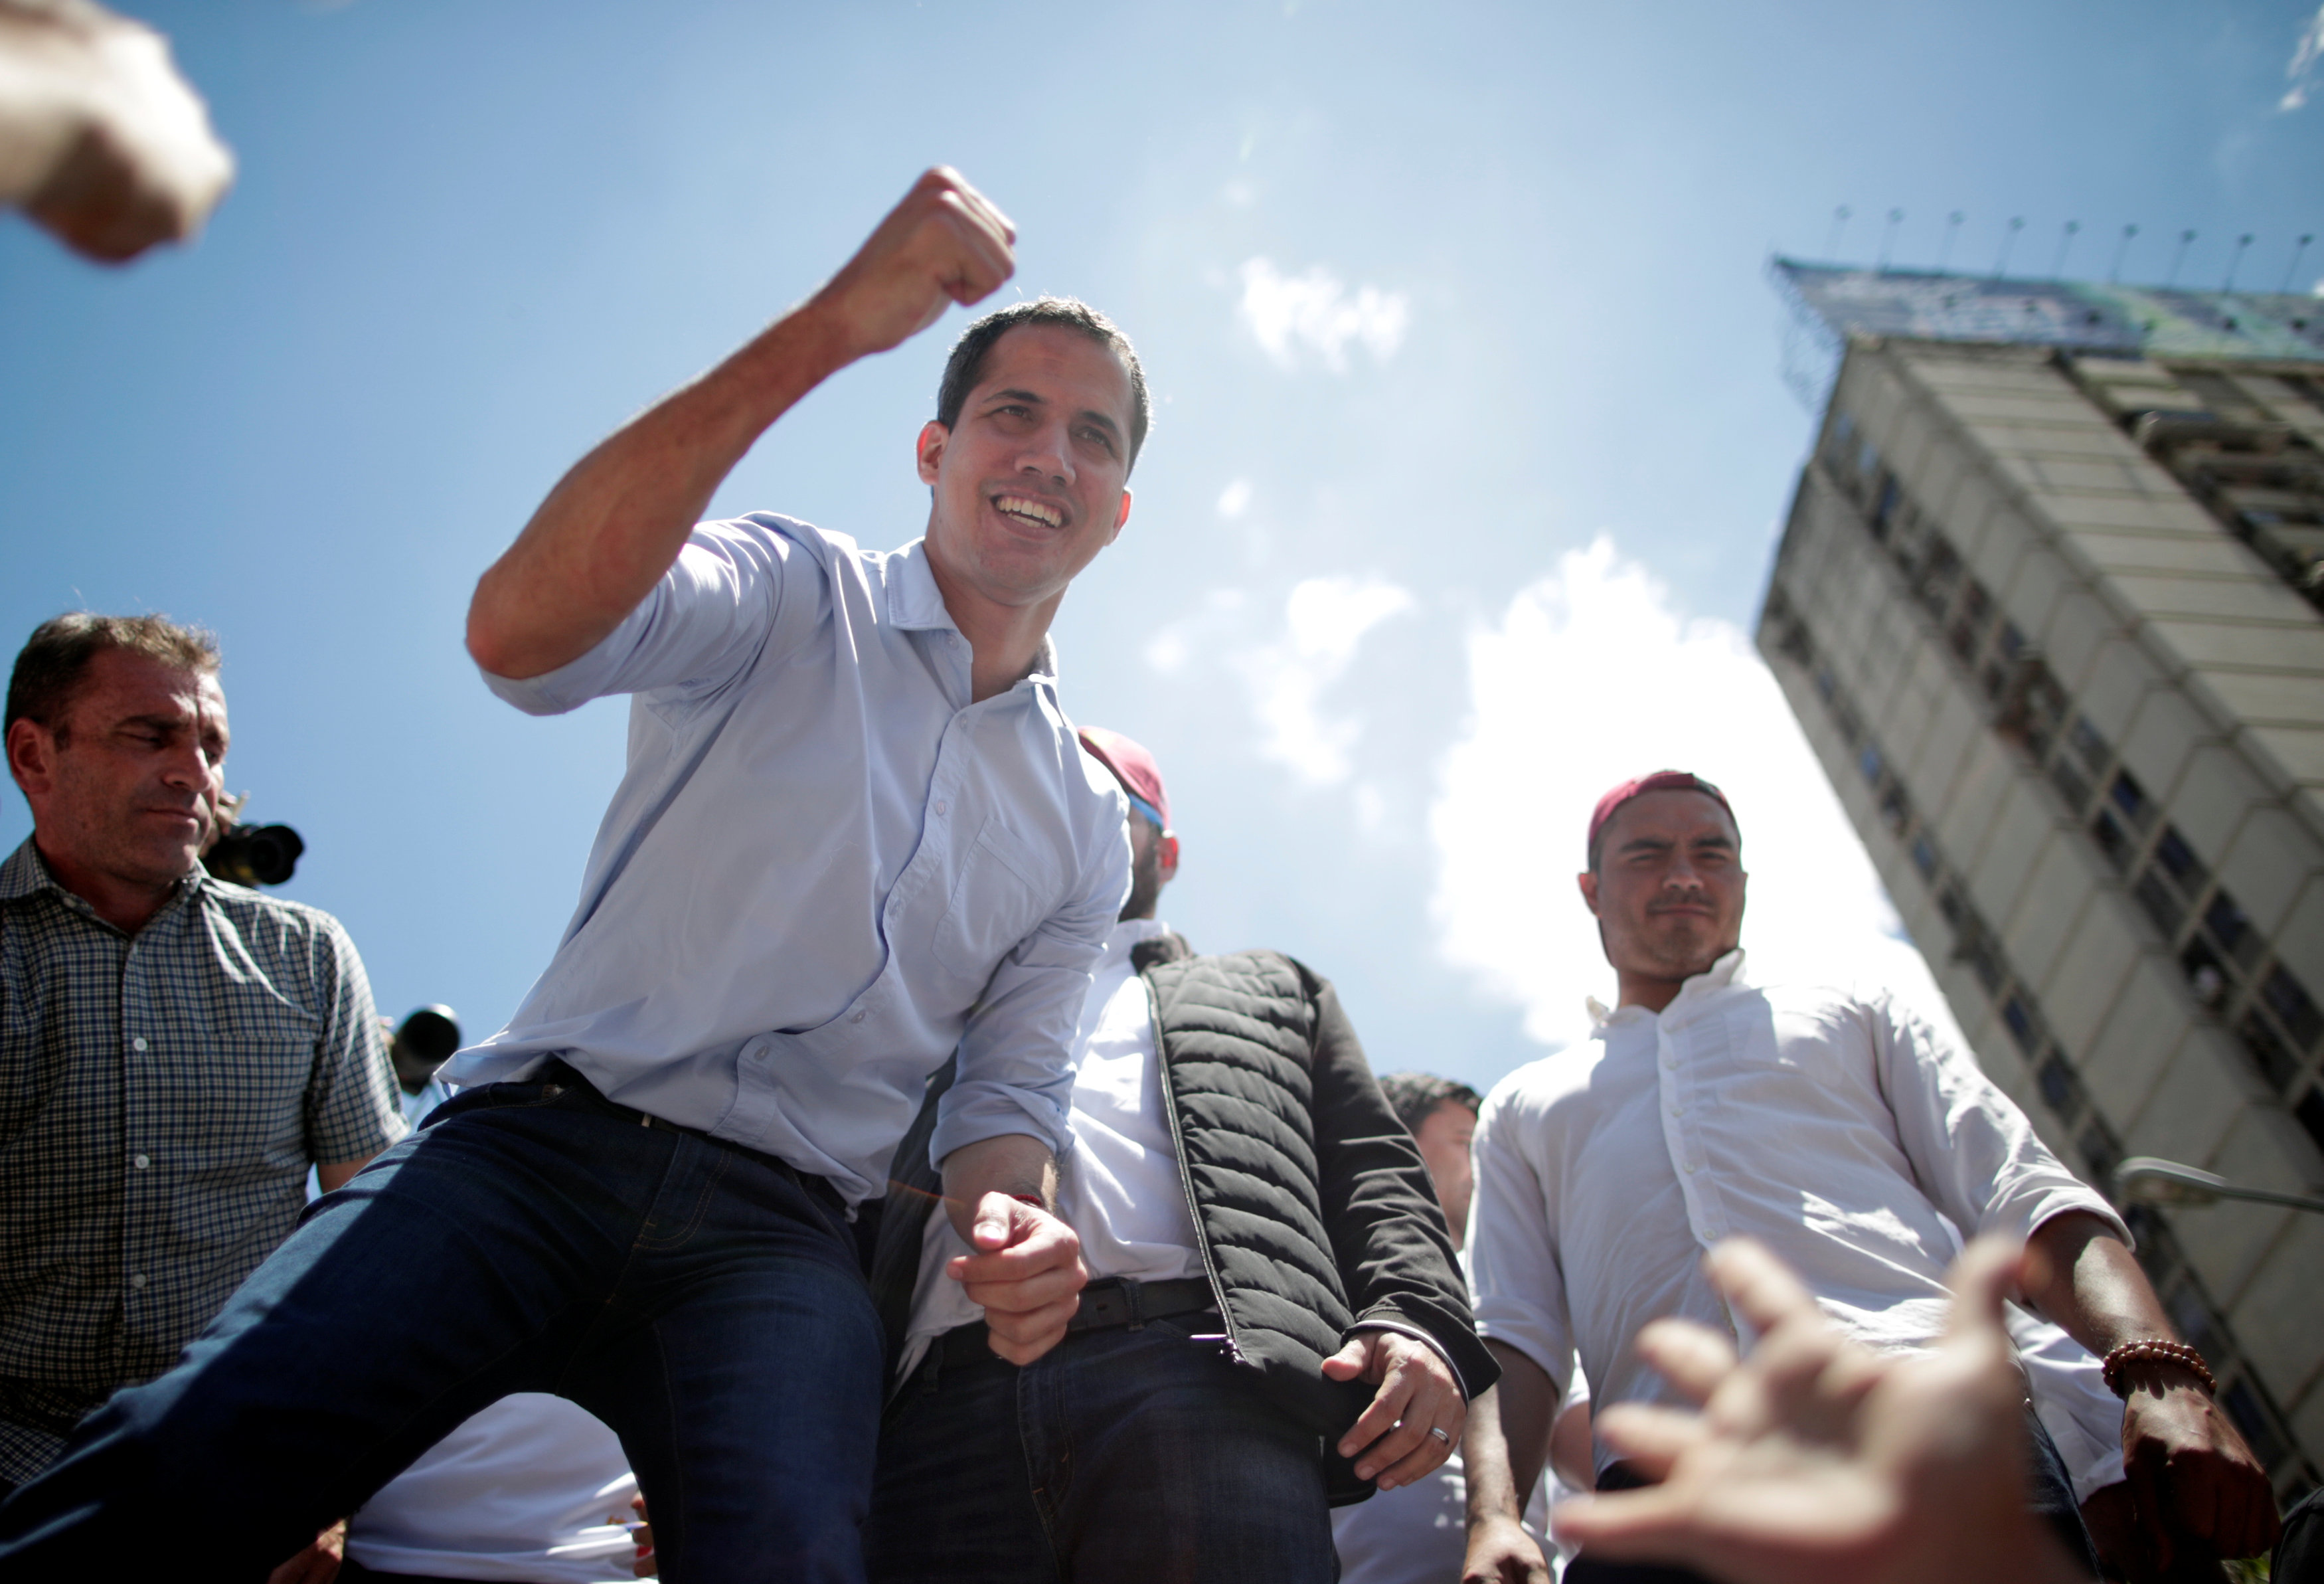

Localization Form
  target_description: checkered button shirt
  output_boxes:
[0,838,404,1482]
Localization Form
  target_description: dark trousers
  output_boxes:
[865,1311,1339,1584]
[0,1075,883,1584]
[1564,1403,2101,1584]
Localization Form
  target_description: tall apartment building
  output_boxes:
[1758,262,2324,1495]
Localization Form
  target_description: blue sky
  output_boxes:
[5,0,2319,1093]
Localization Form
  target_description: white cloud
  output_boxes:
[2284,4,2324,110]
[1237,258,1410,373]
[1428,535,1965,1053]
[1240,574,1414,786]
[1216,478,1254,519]
[1143,588,1246,677]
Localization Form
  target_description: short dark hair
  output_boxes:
[1376,1071,1483,1138]
[7,612,220,743]
[935,297,1150,470]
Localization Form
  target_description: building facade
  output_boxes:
[1758,264,2324,1494]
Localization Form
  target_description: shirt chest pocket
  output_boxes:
[930,816,1062,984]
[208,990,323,1106]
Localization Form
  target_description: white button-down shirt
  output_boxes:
[1469,950,2121,1476]
[448,514,1131,1203]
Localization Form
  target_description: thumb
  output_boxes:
[971,1191,1020,1252]
[1320,1334,1372,1381]
[1942,1235,2023,1354]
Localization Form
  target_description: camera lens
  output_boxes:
[202,822,305,887]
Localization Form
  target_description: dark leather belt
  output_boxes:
[935,1275,1218,1369]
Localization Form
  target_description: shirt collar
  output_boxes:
[886,537,957,634]
[886,537,1062,689]
[0,836,206,917]
[1586,947,1748,1030]
[1102,915,1169,967]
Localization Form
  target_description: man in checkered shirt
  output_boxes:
[0,612,404,1492]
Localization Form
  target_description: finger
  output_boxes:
[1319,1335,1373,1381]
[931,195,1016,304]
[960,1263,1086,1316]
[951,173,1017,246]
[1590,1402,1709,1481]
[2164,1458,2222,1557]
[1550,1485,1714,1563]
[1339,1364,1418,1460]
[1372,1413,1461,1488]
[984,1300,1076,1365]
[1942,1237,2024,1353]
[1701,1314,1851,1439]
[1702,1238,1818,1337]
[1631,1317,1740,1405]
[2125,1443,2176,1571]
[1352,1408,1435,1487]
[967,1190,1029,1251]
[938,175,1018,249]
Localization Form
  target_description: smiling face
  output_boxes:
[1578,788,1746,1008]
[6,648,230,920]
[915,321,1137,615]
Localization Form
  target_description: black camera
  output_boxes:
[203,822,305,887]
[390,1006,462,1095]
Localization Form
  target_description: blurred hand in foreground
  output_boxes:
[1552,1236,2087,1584]
[0,0,233,261]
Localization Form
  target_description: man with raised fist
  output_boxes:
[0,168,1143,1584]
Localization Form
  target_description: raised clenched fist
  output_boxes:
[806,167,1016,361]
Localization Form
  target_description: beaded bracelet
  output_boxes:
[2100,1338,2218,1399]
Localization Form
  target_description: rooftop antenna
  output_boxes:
[1878,208,1904,272]
[2051,220,2081,280]
[1824,205,1851,261]
[2109,224,2138,284]
[2287,234,2317,292]
[2222,232,2254,293]
[2166,228,2196,288]
[1991,216,2025,279]
[1935,211,1965,273]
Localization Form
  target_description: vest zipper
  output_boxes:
[1145,973,1244,1366]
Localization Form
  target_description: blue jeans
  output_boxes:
[0,1075,883,1583]
[865,1312,1339,1584]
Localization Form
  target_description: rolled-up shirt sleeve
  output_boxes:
[1467,1077,1578,1397]
[480,517,801,715]
[303,917,405,1166]
[1871,992,2129,1249]
[929,804,1131,1168]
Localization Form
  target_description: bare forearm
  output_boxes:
[938,1132,1056,1242]
[2022,1211,2175,1358]
[1465,1342,1560,1524]
[467,302,856,679]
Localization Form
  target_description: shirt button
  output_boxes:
[1684,1160,1700,1175]
[133,1154,150,1170]
[935,799,948,816]
[132,1037,149,1052]
[851,1010,867,1025]
[128,1273,147,1290]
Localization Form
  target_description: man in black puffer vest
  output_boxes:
[864,726,1498,1584]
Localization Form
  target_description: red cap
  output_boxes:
[1078,726,1171,832]
[1587,770,1734,864]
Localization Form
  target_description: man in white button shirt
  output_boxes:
[1459,772,2278,1584]
[0,169,1137,1584]
[865,727,1496,1584]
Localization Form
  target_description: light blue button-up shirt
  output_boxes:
[448,513,1131,1203]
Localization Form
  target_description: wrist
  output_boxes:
[2100,1338,2216,1398]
